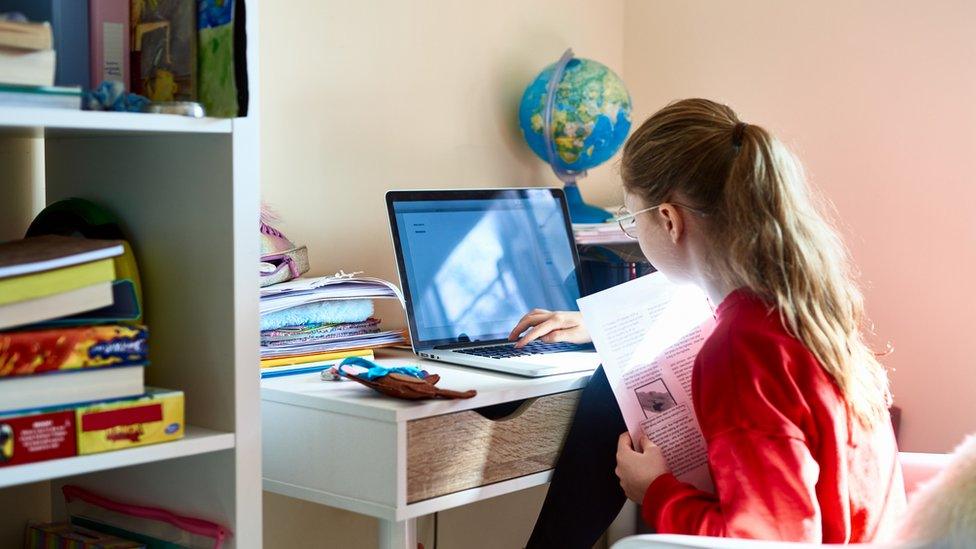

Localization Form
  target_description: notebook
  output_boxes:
[0,235,123,279]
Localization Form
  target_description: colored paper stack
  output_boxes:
[258,274,408,378]
[0,235,184,469]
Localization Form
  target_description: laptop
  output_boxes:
[386,188,602,377]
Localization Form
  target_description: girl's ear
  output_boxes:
[658,204,685,244]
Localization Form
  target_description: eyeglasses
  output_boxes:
[612,203,708,239]
[613,205,659,239]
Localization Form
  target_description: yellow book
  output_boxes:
[0,259,116,306]
[260,348,374,368]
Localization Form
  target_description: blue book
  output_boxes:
[0,0,90,88]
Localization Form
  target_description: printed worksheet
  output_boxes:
[578,272,716,491]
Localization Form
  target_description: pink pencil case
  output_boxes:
[63,485,231,549]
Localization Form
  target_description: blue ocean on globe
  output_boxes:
[518,57,632,173]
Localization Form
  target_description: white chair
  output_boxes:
[611,452,950,549]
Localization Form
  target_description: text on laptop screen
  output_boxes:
[393,192,580,346]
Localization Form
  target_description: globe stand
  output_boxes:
[543,48,613,225]
[563,181,612,223]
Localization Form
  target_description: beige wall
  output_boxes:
[260,0,625,302]
[260,1,623,547]
[624,0,976,453]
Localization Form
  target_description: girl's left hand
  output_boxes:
[615,432,670,503]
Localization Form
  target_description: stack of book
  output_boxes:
[0,235,184,468]
[573,220,632,245]
[258,274,407,378]
[0,15,81,108]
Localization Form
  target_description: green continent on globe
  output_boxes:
[525,59,631,167]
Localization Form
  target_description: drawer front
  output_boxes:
[406,390,581,503]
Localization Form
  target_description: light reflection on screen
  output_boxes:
[394,192,579,345]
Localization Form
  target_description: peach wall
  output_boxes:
[624,0,976,452]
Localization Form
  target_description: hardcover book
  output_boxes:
[0,258,114,307]
[198,0,248,117]
[131,0,196,101]
[0,364,144,413]
[89,0,129,87]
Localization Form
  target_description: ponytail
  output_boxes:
[621,99,891,427]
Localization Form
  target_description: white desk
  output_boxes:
[261,349,593,548]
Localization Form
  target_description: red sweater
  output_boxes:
[641,290,906,542]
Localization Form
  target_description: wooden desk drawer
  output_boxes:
[406,390,581,503]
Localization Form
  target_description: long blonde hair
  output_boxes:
[621,98,890,427]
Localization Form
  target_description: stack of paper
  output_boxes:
[259,275,403,313]
[259,273,407,372]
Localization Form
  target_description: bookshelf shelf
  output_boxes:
[0,106,233,137]
[0,426,235,490]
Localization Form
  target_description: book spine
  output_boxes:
[53,0,91,88]
[76,390,184,455]
[0,325,148,378]
[88,0,128,88]
[0,409,77,467]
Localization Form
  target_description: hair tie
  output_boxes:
[732,122,748,148]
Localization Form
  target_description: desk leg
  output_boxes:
[378,517,417,549]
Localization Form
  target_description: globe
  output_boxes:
[518,50,632,222]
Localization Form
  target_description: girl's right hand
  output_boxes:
[507,309,591,349]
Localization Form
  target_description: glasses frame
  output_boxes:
[612,203,708,239]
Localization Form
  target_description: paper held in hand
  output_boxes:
[578,272,717,491]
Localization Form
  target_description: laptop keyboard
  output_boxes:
[454,341,592,359]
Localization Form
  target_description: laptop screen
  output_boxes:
[388,189,582,349]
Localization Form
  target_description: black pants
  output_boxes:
[526,366,629,549]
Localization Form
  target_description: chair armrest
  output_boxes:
[899,452,949,496]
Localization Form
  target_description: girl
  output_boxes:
[517,99,906,545]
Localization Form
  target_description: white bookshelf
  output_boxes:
[0,427,235,490]
[0,106,233,137]
[0,4,262,547]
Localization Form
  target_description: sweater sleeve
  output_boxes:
[641,318,826,540]
[642,429,823,540]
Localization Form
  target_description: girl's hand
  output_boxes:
[615,432,670,503]
[507,309,591,349]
